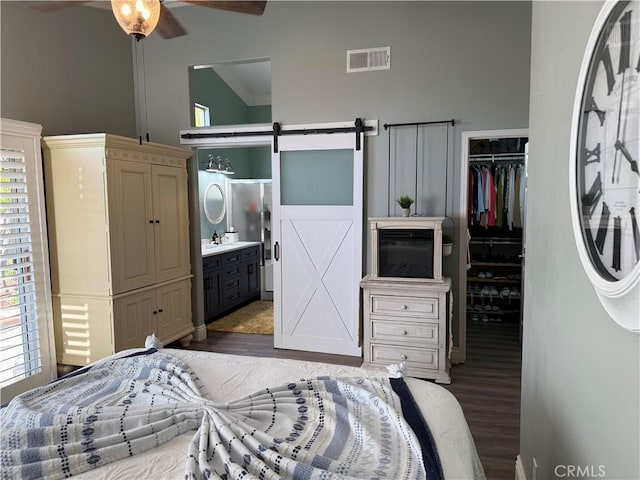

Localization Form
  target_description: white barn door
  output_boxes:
[272,132,363,356]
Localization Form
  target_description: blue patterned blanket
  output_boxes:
[0,349,443,479]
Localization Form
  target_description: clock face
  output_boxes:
[576,0,640,282]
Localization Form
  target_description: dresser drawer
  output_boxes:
[370,295,438,319]
[223,252,241,265]
[224,265,241,277]
[371,320,438,344]
[203,255,221,271]
[370,344,439,370]
[223,276,241,290]
[222,287,241,306]
[241,246,260,261]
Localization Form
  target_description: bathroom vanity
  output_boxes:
[202,242,261,322]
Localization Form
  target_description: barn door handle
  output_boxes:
[274,242,280,261]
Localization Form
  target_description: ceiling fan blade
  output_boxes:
[156,2,188,39]
[181,1,266,16]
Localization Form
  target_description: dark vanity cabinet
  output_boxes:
[203,255,222,322]
[240,246,260,299]
[203,244,261,323]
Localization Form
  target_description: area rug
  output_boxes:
[206,301,274,335]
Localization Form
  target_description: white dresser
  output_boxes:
[42,134,194,367]
[360,275,451,383]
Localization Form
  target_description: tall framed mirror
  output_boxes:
[203,182,226,224]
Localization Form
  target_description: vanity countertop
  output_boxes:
[202,241,261,258]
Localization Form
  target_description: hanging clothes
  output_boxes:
[496,168,505,227]
[507,165,516,229]
[513,166,522,228]
[468,161,524,229]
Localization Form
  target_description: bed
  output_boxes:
[1,347,485,479]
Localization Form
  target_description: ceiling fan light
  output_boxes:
[111,0,161,40]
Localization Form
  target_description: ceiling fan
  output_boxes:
[27,0,267,40]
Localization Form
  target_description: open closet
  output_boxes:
[457,130,528,362]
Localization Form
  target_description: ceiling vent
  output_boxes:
[347,46,390,73]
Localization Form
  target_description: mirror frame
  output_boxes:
[203,182,226,224]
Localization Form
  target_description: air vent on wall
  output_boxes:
[347,46,390,73]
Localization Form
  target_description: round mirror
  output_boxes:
[203,182,226,224]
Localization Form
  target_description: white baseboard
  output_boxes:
[515,454,528,480]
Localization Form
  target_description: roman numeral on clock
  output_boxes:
[600,45,616,95]
[618,10,632,72]
[588,97,606,126]
[582,171,603,218]
[585,143,601,164]
[631,206,640,262]
[595,202,610,254]
[612,216,622,272]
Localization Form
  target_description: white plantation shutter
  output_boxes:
[0,119,56,403]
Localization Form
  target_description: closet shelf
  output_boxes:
[468,277,521,284]
[467,308,521,316]
[467,292,522,300]
[468,153,525,163]
[469,238,522,246]
[471,261,521,268]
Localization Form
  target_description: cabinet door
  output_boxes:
[108,159,156,294]
[243,260,261,297]
[113,289,156,351]
[203,259,221,322]
[152,165,190,284]
[155,279,192,340]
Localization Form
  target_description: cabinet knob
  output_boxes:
[400,354,408,361]
[401,330,408,335]
[158,309,163,313]
[400,304,408,310]
[152,310,158,315]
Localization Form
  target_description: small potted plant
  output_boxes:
[396,195,414,217]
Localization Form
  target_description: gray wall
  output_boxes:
[136,0,532,348]
[1,0,532,354]
[0,2,136,137]
[521,2,640,479]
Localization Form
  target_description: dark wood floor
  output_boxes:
[173,319,521,479]
[444,321,522,480]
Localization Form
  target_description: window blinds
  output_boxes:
[0,148,43,388]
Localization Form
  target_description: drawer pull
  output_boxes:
[401,330,408,335]
[400,304,408,310]
[400,354,408,360]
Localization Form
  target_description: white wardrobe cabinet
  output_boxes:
[42,134,194,367]
[108,159,190,294]
[114,278,192,351]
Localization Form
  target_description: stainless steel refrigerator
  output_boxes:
[226,179,273,300]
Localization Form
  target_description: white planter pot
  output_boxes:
[401,208,410,217]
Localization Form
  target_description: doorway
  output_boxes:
[456,129,528,364]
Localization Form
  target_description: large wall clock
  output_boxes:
[570,0,640,332]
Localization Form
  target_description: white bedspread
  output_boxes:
[70,349,485,480]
